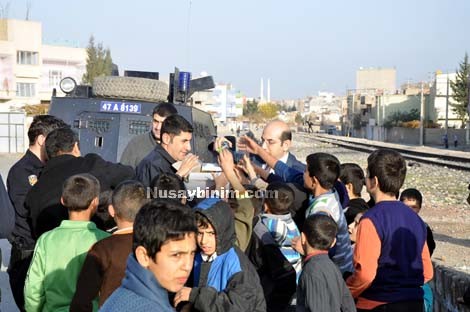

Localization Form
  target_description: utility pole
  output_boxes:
[420,82,424,145]
[376,95,380,141]
[445,75,449,135]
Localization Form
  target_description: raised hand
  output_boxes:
[237,135,261,155]
[213,172,229,190]
[237,154,257,180]
[217,148,235,174]
[214,136,232,153]
[176,154,200,178]
[174,286,192,307]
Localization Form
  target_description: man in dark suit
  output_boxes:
[240,120,305,183]
[239,120,310,228]
[25,127,135,239]
[262,120,305,174]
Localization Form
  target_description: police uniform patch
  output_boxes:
[28,175,38,186]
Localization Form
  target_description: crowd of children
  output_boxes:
[13,129,440,312]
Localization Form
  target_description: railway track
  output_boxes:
[299,133,470,172]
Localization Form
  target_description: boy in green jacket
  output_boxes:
[24,173,110,312]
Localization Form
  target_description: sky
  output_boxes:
[3,0,470,99]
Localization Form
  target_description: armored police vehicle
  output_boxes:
[48,68,218,163]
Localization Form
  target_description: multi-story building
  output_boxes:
[0,19,86,109]
[356,67,397,94]
[191,82,244,124]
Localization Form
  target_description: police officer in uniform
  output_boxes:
[6,115,67,311]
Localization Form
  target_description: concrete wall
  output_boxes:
[424,128,466,146]
[430,263,470,312]
[380,127,467,146]
[385,127,420,144]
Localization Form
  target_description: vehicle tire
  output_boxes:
[92,76,169,102]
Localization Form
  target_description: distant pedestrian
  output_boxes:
[236,126,241,137]
[443,134,449,149]
[453,134,458,148]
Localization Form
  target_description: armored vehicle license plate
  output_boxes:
[100,101,142,114]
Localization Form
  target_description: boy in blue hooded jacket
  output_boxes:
[174,198,266,312]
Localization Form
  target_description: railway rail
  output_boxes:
[299,133,470,172]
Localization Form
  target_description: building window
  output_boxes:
[16,51,39,65]
[49,70,62,87]
[16,83,36,97]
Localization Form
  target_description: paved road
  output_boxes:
[1,153,22,312]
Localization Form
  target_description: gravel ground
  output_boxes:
[289,134,470,274]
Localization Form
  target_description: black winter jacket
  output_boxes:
[25,153,134,239]
[135,143,177,187]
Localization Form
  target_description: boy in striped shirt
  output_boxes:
[260,182,302,279]
[303,153,354,276]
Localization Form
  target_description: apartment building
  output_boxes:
[0,19,86,109]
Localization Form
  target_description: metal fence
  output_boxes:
[0,112,26,153]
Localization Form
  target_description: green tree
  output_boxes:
[82,35,113,84]
[258,103,278,120]
[243,100,258,116]
[450,52,470,127]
